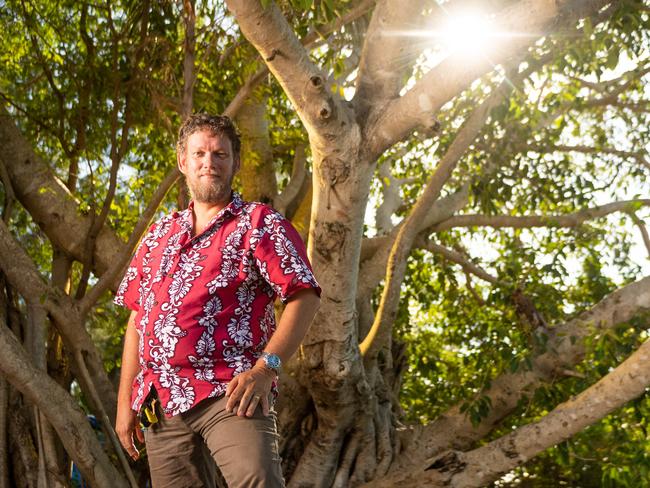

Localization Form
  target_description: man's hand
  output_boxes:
[225,363,276,417]
[116,405,144,460]
[116,311,144,460]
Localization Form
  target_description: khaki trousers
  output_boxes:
[144,395,285,488]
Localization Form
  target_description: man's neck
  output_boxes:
[191,194,232,236]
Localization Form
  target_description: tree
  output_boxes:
[0,0,648,487]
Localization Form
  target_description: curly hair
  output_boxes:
[176,113,241,160]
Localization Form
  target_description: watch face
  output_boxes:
[265,353,281,369]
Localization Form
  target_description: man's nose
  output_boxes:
[202,152,219,167]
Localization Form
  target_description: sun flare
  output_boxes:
[438,13,496,56]
[384,11,507,67]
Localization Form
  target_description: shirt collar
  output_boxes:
[181,191,245,235]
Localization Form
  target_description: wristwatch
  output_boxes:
[260,352,282,374]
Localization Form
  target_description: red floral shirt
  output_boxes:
[114,192,320,416]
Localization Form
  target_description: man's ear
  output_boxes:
[177,151,187,174]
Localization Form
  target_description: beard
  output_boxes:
[185,174,233,204]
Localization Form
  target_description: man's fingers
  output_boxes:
[237,389,255,416]
[118,431,139,460]
[226,383,244,413]
[225,376,241,412]
[127,446,140,461]
[128,444,140,461]
[226,369,273,415]
[261,394,270,417]
[245,394,262,417]
[225,375,238,398]
[116,409,143,458]
[135,426,145,443]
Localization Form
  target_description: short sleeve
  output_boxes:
[114,224,155,311]
[253,210,321,303]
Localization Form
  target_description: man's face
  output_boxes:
[178,129,240,204]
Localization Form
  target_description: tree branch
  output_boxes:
[375,161,417,235]
[0,219,117,422]
[301,0,376,48]
[76,92,134,299]
[274,144,308,216]
[360,84,508,358]
[431,200,650,231]
[181,0,197,119]
[225,0,348,140]
[571,64,650,94]
[223,0,375,119]
[384,274,650,477]
[358,186,471,303]
[417,238,503,285]
[235,89,277,203]
[354,0,428,121]
[630,213,650,260]
[0,159,16,224]
[547,144,650,171]
[357,54,549,306]
[365,0,612,158]
[0,315,127,488]
[65,2,95,193]
[224,67,268,119]
[0,107,125,282]
[431,337,650,487]
[79,167,180,315]
[21,2,67,148]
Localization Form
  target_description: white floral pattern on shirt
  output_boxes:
[114,193,321,416]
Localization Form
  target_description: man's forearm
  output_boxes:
[226,288,320,416]
[118,310,140,409]
[261,288,320,364]
[116,310,145,459]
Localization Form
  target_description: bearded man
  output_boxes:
[114,114,321,488]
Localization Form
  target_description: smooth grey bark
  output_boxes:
[0,315,128,488]
[0,107,125,284]
[236,89,278,203]
[0,219,117,423]
[370,337,650,487]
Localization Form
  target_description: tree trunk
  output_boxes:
[0,316,128,488]
[0,378,8,488]
[236,88,278,203]
[0,275,8,488]
[8,406,38,488]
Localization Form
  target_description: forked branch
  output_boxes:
[360,84,508,358]
[382,275,650,477]
[428,338,650,487]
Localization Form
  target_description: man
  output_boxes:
[114,114,321,487]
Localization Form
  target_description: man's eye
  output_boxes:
[194,151,204,157]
